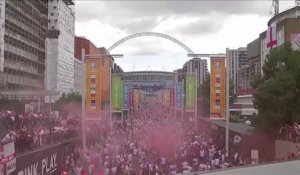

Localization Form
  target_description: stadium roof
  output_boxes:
[195,160,300,175]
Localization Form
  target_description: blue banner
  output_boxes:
[175,83,183,109]
[123,83,130,110]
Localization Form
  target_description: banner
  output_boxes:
[134,89,140,107]
[0,0,5,72]
[165,89,170,107]
[85,58,101,119]
[129,88,134,108]
[185,74,196,111]
[175,83,183,109]
[162,90,165,106]
[1,142,16,175]
[112,74,122,112]
[15,143,62,175]
[210,57,225,119]
[170,88,175,107]
[123,83,130,110]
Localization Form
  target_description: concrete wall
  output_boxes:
[275,140,300,160]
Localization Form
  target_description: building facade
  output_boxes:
[226,47,247,93]
[73,58,82,95]
[0,0,48,94]
[226,48,238,93]
[45,0,75,98]
[173,68,184,84]
[247,38,261,79]
[260,6,300,74]
[182,58,208,87]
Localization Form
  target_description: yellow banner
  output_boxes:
[210,57,225,119]
[85,58,101,119]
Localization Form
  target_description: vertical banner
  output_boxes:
[0,0,5,72]
[162,90,165,106]
[129,88,134,108]
[112,74,122,112]
[185,74,196,111]
[175,83,183,109]
[165,89,170,107]
[85,58,101,119]
[123,83,130,110]
[210,57,225,119]
[134,89,139,107]
[170,88,175,107]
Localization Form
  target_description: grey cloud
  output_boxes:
[75,1,275,35]
[175,18,224,36]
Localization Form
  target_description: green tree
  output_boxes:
[253,43,300,134]
[199,74,237,117]
[54,92,82,117]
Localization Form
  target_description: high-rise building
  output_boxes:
[238,47,248,68]
[173,68,184,84]
[182,58,208,87]
[73,58,83,95]
[226,48,238,93]
[226,47,247,94]
[0,0,48,96]
[45,0,75,99]
[247,38,261,78]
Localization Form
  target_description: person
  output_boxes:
[2,130,17,144]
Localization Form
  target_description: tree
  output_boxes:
[199,74,237,117]
[253,43,300,134]
[54,92,82,117]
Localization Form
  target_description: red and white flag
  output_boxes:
[267,24,277,49]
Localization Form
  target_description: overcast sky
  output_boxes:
[75,0,296,72]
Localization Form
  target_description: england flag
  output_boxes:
[267,24,277,49]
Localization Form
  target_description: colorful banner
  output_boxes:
[112,74,122,112]
[185,74,196,111]
[210,57,225,119]
[0,0,5,72]
[129,88,134,108]
[85,58,101,119]
[175,83,183,109]
[165,89,170,107]
[123,83,130,110]
[134,89,140,107]
[162,90,165,106]
[170,88,175,107]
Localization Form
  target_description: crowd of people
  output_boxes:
[64,99,247,175]
[0,110,80,153]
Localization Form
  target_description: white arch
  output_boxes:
[107,32,195,54]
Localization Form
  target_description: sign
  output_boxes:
[175,83,183,109]
[112,74,122,112]
[1,142,16,175]
[210,57,225,119]
[123,83,130,110]
[170,88,175,107]
[0,0,5,72]
[185,74,196,111]
[165,89,170,107]
[162,90,165,106]
[129,88,134,108]
[85,58,101,119]
[134,89,140,107]
[15,143,62,175]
